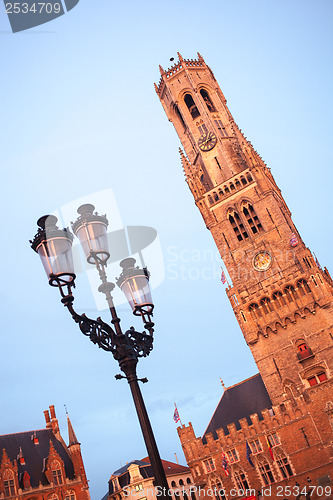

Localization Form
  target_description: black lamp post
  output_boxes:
[31,204,169,496]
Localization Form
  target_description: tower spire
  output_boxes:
[67,414,79,446]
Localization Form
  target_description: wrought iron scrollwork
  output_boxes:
[63,297,153,362]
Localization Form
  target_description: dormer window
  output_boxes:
[51,460,63,486]
[3,469,16,498]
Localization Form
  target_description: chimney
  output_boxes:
[49,405,59,434]
[44,410,52,429]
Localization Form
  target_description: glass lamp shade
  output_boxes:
[116,258,153,315]
[71,204,109,264]
[30,215,75,286]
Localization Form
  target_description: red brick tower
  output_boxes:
[155,53,333,495]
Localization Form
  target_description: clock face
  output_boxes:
[253,251,272,272]
[198,131,217,151]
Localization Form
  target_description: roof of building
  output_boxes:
[0,428,75,488]
[107,457,191,496]
[202,373,272,443]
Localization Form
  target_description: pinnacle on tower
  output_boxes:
[159,65,164,76]
[177,52,184,62]
[67,414,80,446]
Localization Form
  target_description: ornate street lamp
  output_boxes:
[31,204,169,496]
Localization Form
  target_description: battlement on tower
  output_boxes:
[155,52,207,95]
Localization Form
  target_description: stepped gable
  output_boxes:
[203,373,272,442]
[0,428,75,488]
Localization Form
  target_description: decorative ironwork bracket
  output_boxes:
[61,294,153,362]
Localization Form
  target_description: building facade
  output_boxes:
[0,405,90,500]
[104,457,195,500]
[155,53,333,499]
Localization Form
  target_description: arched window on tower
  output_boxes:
[249,303,262,320]
[272,291,286,308]
[296,279,311,296]
[284,285,298,303]
[242,202,263,234]
[276,451,294,479]
[174,105,186,132]
[184,94,200,119]
[228,210,248,241]
[260,297,273,314]
[200,89,216,112]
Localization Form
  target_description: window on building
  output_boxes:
[227,448,239,463]
[233,468,250,490]
[260,297,273,314]
[307,370,328,386]
[297,342,312,360]
[276,452,294,479]
[179,479,184,486]
[184,94,200,119]
[211,480,226,500]
[228,211,248,241]
[240,176,247,186]
[214,119,227,137]
[296,279,311,296]
[191,492,197,500]
[258,458,275,485]
[51,461,63,486]
[198,124,208,135]
[249,303,262,320]
[311,275,318,287]
[135,484,143,491]
[171,481,177,488]
[267,433,280,447]
[272,291,286,307]
[48,495,59,500]
[3,469,16,498]
[203,458,216,472]
[200,89,216,112]
[242,203,263,234]
[303,257,312,268]
[284,285,298,303]
[64,491,76,500]
[250,439,262,454]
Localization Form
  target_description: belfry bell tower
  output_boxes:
[155,53,333,430]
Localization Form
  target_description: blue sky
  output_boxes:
[1,1,333,499]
